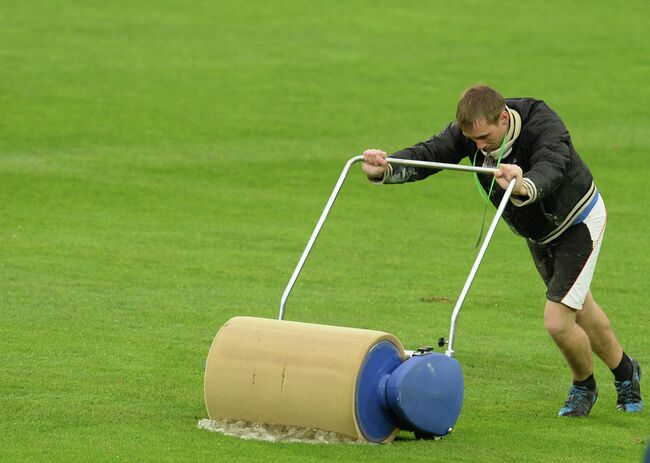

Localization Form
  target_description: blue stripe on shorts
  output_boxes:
[572,191,600,225]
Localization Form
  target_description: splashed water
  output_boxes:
[197,419,365,444]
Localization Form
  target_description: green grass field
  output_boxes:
[2,1,649,461]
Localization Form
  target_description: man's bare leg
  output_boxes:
[544,300,593,380]
[544,300,599,416]
[577,291,642,412]
[576,291,623,368]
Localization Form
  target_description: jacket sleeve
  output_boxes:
[377,122,468,184]
[515,104,573,204]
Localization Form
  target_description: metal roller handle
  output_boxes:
[444,178,516,357]
[278,155,512,323]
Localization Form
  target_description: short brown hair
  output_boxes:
[456,85,505,131]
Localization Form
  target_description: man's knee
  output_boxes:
[544,300,577,339]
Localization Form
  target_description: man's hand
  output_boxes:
[362,149,389,179]
[494,164,526,195]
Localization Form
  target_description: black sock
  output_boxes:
[573,374,597,391]
[611,352,633,382]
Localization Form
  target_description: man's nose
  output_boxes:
[475,140,486,150]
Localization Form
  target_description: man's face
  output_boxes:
[462,111,509,151]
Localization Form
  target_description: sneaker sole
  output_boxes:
[621,401,643,412]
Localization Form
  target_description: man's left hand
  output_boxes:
[494,164,526,195]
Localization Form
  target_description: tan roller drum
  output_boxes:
[204,316,406,442]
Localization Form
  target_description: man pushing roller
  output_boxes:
[362,85,642,417]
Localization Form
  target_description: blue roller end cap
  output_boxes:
[355,341,404,442]
[385,353,464,437]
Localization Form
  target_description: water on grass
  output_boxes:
[197,419,364,444]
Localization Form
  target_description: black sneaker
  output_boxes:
[558,385,598,417]
[615,358,642,412]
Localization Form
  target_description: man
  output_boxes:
[362,85,642,417]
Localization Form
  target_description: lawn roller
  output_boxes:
[204,156,516,443]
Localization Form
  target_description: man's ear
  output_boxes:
[500,110,509,126]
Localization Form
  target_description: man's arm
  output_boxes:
[362,122,468,184]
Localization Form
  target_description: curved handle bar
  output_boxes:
[278,155,515,356]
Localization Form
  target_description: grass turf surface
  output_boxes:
[1,0,649,461]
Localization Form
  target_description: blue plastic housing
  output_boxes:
[384,353,464,437]
[355,343,464,441]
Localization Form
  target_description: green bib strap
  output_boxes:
[472,134,508,247]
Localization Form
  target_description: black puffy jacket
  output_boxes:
[386,98,596,243]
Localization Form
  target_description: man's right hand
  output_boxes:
[362,149,389,179]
